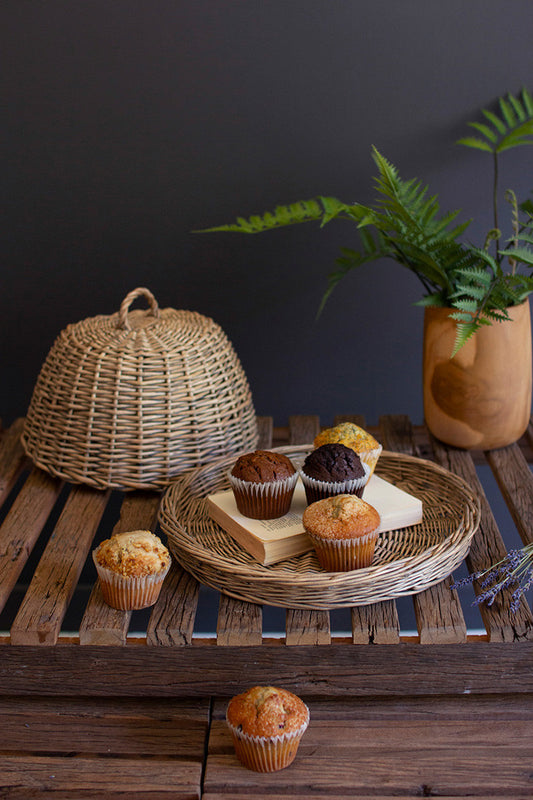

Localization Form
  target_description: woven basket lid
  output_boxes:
[22,287,258,490]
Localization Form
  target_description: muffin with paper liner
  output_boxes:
[229,450,298,519]
[226,685,310,772]
[93,530,171,610]
[300,443,370,504]
[314,422,382,477]
[302,494,381,571]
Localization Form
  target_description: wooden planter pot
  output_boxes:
[423,300,532,450]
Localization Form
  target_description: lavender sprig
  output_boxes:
[450,543,533,613]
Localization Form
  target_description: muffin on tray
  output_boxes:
[300,443,370,504]
[229,450,298,519]
[226,685,310,772]
[302,494,381,571]
[93,530,171,610]
[314,422,382,477]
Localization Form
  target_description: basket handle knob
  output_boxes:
[118,287,160,329]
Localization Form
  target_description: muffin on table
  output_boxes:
[226,685,310,772]
[229,450,298,519]
[302,494,381,571]
[314,422,382,477]
[93,530,171,610]
[300,442,370,504]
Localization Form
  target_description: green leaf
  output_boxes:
[456,136,494,153]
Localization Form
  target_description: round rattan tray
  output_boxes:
[159,446,481,609]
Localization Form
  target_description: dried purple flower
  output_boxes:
[450,543,533,613]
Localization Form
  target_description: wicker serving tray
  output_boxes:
[159,446,481,609]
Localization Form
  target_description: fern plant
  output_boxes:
[199,87,533,353]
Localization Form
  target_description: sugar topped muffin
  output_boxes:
[314,422,382,476]
[303,494,381,570]
[95,530,170,577]
[229,450,298,519]
[93,530,171,610]
[226,686,309,772]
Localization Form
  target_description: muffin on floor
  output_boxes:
[314,422,382,477]
[226,685,310,772]
[229,450,298,519]
[302,494,381,571]
[300,442,370,504]
[93,530,171,610]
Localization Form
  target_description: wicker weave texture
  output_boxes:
[22,288,258,490]
[159,447,481,609]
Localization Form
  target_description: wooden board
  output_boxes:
[207,475,423,565]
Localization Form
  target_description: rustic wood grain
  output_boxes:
[10,485,109,645]
[216,594,263,646]
[256,415,274,449]
[3,642,533,697]
[79,491,161,646]
[0,696,209,755]
[486,442,533,546]
[0,418,27,508]
[147,564,200,646]
[431,436,533,642]
[380,414,468,645]
[0,467,63,613]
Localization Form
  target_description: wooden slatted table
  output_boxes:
[1,413,533,798]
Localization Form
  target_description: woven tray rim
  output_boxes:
[159,446,481,608]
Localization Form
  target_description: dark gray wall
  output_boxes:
[3,1,533,428]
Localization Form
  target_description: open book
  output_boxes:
[207,475,423,566]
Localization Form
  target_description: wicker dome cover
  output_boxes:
[22,287,258,491]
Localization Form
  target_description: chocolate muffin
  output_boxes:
[300,443,370,504]
[229,450,298,519]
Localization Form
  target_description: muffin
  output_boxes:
[314,422,382,477]
[226,685,310,772]
[300,443,370,504]
[229,450,298,519]
[93,530,171,610]
[302,494,381,571]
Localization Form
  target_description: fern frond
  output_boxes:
[194,196,348,233]
[459,87,533,154]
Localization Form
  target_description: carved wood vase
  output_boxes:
[423,300,532,450]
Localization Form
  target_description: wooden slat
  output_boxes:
[10,485,109,645]
[286,415,331,645]
[486,442,533,546]
[431,436,533,641]
[0,695,209,755]
[334,414,401,644]
[79,491,160,646]
[256,415,274,449]
[3,641,533,697]
[217,594,263,646]
[205,701,533,797]
[0,756,201,799]
[381,414,467,644]
[0,467,63,613]
[147,564,200,646]
[0,418,27,508]
[351,601,400,644]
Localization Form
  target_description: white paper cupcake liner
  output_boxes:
[228,471,298,519]
[308,528,379,571]
[226,707,309,772]
[359,444,383,477]
[300,461,371,504]
[92,551,171,610]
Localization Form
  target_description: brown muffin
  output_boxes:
[93,530,171,610]
[300,443,370,503]
[314,422,382,477]
[226,686,309,772]
[302,494,381,571]
[229,450,298,519]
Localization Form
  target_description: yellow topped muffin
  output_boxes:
[226,685,309,772]
[303,494,381,570]
[314,422,382,476]
[93,531,171,610]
